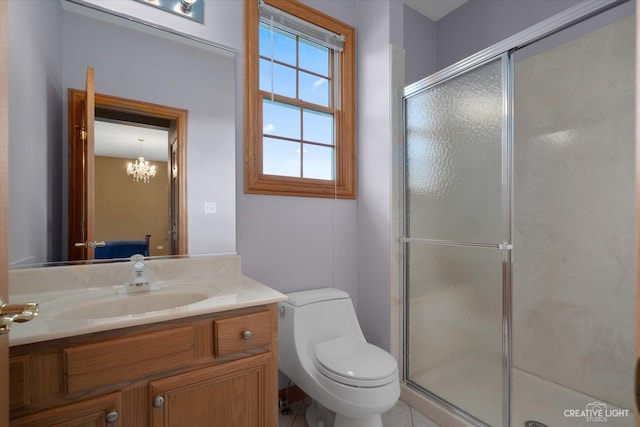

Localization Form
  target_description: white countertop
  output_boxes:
[8,255,287,346]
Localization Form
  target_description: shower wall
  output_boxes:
[513,15,636,410]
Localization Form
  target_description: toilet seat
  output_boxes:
[312,336,398,388]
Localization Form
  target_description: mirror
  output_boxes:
[8,0,237,267]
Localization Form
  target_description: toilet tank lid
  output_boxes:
[284,288,350,307]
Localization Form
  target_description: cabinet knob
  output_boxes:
[242,330,252,341]
[105,410,119,424]
[153,395,165,408]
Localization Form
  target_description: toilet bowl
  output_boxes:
[278,288,400,427]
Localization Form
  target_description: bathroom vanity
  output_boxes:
[7,255,285,427]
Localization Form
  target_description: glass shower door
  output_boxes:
[511,13,635,427]
[403,55,511,427]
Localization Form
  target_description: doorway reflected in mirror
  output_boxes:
[68,89,187,261]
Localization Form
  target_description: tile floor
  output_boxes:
[278,399,440,427]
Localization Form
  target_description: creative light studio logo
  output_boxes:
[564,401,630,423]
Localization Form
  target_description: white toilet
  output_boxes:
[278,288,400,427]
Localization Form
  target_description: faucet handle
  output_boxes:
[130,254,146,272]
[130,254,145,263]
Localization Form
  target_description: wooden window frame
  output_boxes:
[244,0,356,199]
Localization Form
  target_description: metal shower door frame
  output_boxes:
[401,51,512,427]
[400,1,629,426]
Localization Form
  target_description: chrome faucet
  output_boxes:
[117,254,160,294]
[131,254,149,286]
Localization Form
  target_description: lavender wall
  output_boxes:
[403,5,437,85]
[354,0,396,351]
[71,1,390,348]
[403,0,583,90]
[405,0,635,103]
[436,0,582,69]
[8,1,63,265]
[237,0,359,309]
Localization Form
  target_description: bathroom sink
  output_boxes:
[49,285,216,320]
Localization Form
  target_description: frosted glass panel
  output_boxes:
[512,15,635,424]
[407,243,504,427]
[405,59,504,244]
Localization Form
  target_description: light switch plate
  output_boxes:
[204,202,216,214]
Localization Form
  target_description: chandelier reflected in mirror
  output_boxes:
[127,138,157,183]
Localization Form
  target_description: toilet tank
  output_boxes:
[278,288,365,374]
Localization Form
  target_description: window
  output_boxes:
[244,0,356,198]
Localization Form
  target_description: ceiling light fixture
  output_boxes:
[127,139,157,183]
[181,0,197,13]
[135,0,204,23]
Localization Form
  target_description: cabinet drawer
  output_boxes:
[11,391,122,427]
[64,326,193,394]
[214,311,272,357]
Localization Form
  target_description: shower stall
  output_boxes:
[401,1,635,426]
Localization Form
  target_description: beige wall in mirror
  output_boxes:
[94,120,170,258]
[8,0,236,267]
[95,155,169,257]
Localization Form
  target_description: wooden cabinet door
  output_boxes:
[150,353,272,427]
[11,392,122,427]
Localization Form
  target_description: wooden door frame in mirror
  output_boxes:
[68,89,188,259]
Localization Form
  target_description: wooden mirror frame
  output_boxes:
[68,90,188,260]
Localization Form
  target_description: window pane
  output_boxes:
[264,137,301,177]
[263,99,300,139]
[259,23,271,58]
[260,59,296,98]
[303,109,333,145]
[299,39,329,77]
[303,144,334,180]
[259,23,296,66]
[299,72,329,107]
